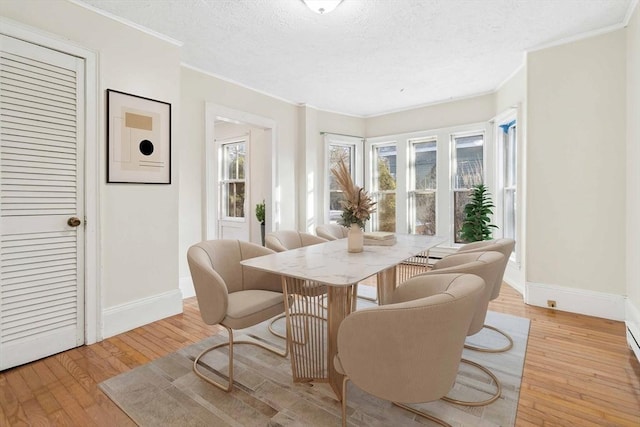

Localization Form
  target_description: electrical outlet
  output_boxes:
[547,300,556,308]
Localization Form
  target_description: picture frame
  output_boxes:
[107,89,171,184]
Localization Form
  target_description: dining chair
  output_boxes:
[407,250,505,406]
[334,273,484,427]
[187,239,288,392]
[264,230,329,341]
[265,230,328,252]
[455,238,516,352]
[315,223,349,240]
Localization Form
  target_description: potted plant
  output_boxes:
[459,184,498,243]
[331,159,376,252]
[255,200,266,246]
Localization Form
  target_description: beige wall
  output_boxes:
[527,30,626,294]
[365,93,496,137]
[178,66,300,279]
[627,5,640,329]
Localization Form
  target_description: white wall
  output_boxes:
[0,0,182,337]
[626,2,640,357]
[526,29,627,317]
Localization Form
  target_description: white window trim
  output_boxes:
[366,122,492,248]
[322,133,364,224]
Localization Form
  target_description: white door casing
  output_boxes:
[0,34,86,370]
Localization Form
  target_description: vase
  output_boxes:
[347,223,364,253]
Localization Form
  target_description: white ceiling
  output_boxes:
[77,0,633,117]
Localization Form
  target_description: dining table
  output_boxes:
[241,233,446,399]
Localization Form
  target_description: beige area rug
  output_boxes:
[99,309,530,426]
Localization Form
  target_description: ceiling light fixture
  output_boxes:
[302,0,343,14]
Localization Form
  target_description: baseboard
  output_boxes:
[180,275,195,299]
[102,289,183,338]
[503,261,525,295]
[525,281,625,321]
[626,299,640,363]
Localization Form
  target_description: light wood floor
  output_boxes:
[1,284,639,426]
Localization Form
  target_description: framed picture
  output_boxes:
[107,89,171,184]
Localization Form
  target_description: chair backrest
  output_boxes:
[427,251,504,335]
[456,238,515,299]
[265,230,327,252]
[187,239,281,325]
[336,273,483,404]
[315,224,349,240]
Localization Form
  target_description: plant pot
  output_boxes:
[260,223,265,246]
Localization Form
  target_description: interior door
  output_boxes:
[0,35,85,370]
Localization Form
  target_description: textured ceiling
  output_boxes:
[77,0,632,117]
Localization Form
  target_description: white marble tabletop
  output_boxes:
[241,234,445,287]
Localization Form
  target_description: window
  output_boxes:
[371,144,397,232]
[325,134,363,224]
[220,141,246,218]
[452,133,484,243]
[501,119,517,242]
[409,138,437,235]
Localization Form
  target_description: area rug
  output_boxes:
[99,310,530,426]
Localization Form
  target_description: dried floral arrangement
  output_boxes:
[331,159,376,229]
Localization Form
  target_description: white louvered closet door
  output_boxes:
[0,35,85,370]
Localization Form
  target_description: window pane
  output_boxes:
[224,182,245,218]
[413,140,437,190]
[373,145,396,232]
[329,144,354,223]
[504,189,516,239]
[454,190,471,243]
[223,142,245,180]
[454,134,483,189]
[411,192,436,235]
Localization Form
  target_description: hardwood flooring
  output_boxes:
[1,284,639,426]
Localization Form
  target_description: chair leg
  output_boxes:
[464,324,514,353]
[393,402,452,427]
[193,325,288,392]
[441,358,502,406]
[341,376,349,427]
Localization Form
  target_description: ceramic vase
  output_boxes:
[347,223,364,253]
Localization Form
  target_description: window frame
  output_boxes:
[323,134,364,225]
[365,122,491,247]
[218,138,248,222]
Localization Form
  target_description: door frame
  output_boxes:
[205,103,277,241]
[1,17,101,344]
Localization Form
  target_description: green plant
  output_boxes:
[255,200,265,224]
[459,184,497,242]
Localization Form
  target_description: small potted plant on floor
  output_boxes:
[460,184,498,243]
[255,200,266,246]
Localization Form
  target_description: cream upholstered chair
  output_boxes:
[455,238,516,352]
[265,230,328,252]
[417,251,505,406]
[187,239,288,392]
[264,230,328,340]
[334,273,484,427]
[315,223,349,240]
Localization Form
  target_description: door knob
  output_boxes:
[67,217,82,227]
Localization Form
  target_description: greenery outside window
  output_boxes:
[409,138,437,235]
[371,144,397,232]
